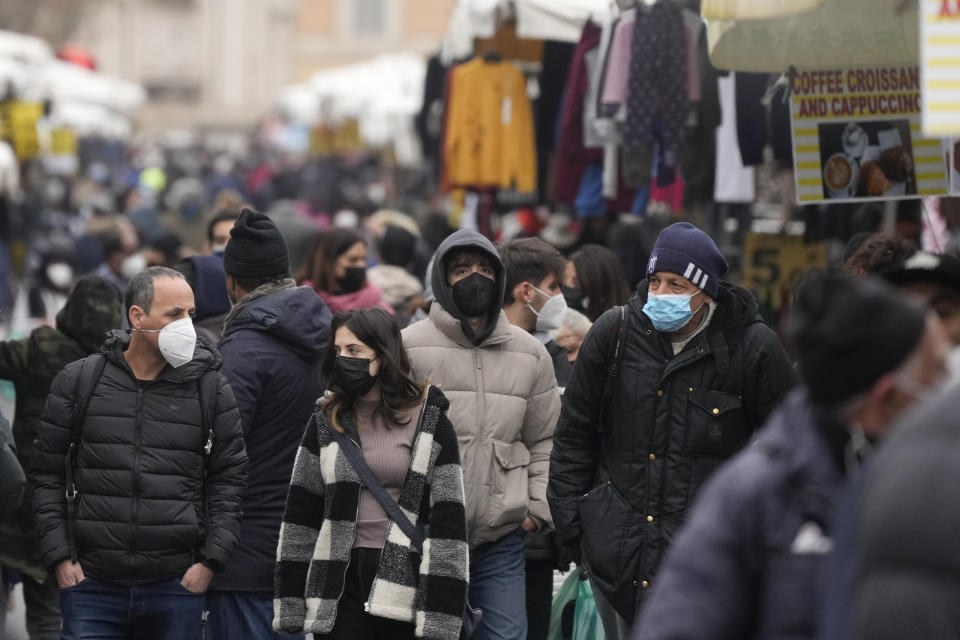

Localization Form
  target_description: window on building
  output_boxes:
[352,0,386,35]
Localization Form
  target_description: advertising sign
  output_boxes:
[921,0,960,136]
[790,66,949,203]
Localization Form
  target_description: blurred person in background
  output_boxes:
[95,230,143,291]
[551,309,592,363]
[142,231,184,269]
[174,256,231,345]
[843,232,917,277]
[367,225,424,325]
[0,276,123,640]
[402,229,561,640]
[635,273,948,640]
[299,227,393,315]
[11,246,77,336]
[207,209,241,255]
[0,406,24,636]
[210,209,331,640]
[498,237,571,640]
[549,223,795,640]
[563,244,632,322]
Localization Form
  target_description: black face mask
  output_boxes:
[561,284,588,313]
[333,356,377,396]
[452,272,497,317]
[338,267,367,294]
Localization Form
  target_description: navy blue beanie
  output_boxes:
[647,223,728,298]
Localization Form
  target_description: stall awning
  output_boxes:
[705,0,919,72]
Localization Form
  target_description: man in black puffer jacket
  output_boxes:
[548,223,795,640]
[30,267,248,640]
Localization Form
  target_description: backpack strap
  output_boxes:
[598,305,629,434]
[329,426,425,552]
[65,354,107,562]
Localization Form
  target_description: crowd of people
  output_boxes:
[1,144,960,640]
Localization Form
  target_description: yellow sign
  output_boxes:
[791,67,948,203]
[310,119,364,156]
[922,0,960,136]
[743,233,828,310]
[0,101,43,160]
[50,127,77,156]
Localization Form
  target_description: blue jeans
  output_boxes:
[205,591,305,640]
[470,528,527,640]
[59,576,204,640]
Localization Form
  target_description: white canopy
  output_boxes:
[705,0,919,72]
[41,60,146,114]
[443,0,614,62]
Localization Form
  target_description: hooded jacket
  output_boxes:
[183,255,231,345]
[214,284,331,591]
[402,230,561,548]
[548,281,795,622]
[0,276,122,581]
[30,331,248,583]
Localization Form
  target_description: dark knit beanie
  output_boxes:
[379,225,417,267]
[647,222,728,298]
[223,208,290,278]
[884,251,960,293]
[790,272,927,409]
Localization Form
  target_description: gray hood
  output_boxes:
[430,229,505,346]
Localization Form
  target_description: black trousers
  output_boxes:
[315,547,416,640]
[526,558,555,640]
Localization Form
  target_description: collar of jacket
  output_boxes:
[101,329,221,384]
[754,389,846,521]
[429,302,513,349]
[223,277,297,328]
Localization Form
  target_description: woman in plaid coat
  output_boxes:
[274,309,468,639]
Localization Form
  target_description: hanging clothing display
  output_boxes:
[554,22,603,204]
[715,74,756,203]
[536,40,576,201]
[622,1,688,189]
[443,57,537,193]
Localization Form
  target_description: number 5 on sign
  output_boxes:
[744,233,828,292]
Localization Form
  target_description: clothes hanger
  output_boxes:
[483,49,503,63]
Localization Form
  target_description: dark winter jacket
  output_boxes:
[183,255,231,345]
[826,388,960,640]
[0,408,23,521]
[214,283,331,591]
[548,281,794,622]
[0,276,122,581]
[274,386,468,639]
[30,331,248,584]
[635,390,846,640]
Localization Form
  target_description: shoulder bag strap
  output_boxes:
[329,427,425,552]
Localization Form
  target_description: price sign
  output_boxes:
[743,233,828,310]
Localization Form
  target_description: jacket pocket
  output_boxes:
[577,481,635,596]
[683,390,748,459]
[487,440,530,529]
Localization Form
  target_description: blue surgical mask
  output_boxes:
[643,291,704,332]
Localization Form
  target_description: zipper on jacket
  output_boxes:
[130,385,144,576]
[473,348,487,428]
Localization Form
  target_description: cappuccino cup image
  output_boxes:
[823,153,859,198]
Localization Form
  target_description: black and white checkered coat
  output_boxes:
[273,385,468,639]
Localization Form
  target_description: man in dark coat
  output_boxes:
[499,237,572,640]
[30,267,248,640]
[635,273,950,640]
[0,276,123,640]
[548,222,795,640]
[208,208,332,639]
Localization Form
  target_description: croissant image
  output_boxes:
[861,161,891,197]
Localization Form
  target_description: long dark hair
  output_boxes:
[320,308,424,431]
[571,244,632,321]
[298,227,367,293]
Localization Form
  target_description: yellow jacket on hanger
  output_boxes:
[444,58,537,193]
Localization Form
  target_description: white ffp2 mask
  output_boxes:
[528,285,568,333]
[134,317,197,368]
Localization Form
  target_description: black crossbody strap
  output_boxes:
[330,427,425,551]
